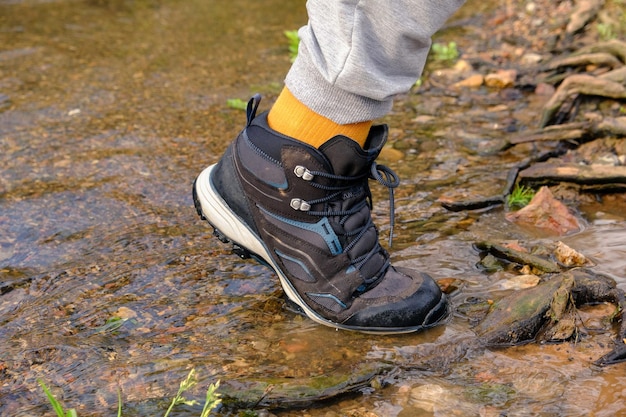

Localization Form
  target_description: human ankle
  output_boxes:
[267,87,372,148]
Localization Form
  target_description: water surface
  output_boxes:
[1,0,625,416]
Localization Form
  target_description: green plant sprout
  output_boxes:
[597,22,616,40]
[164,368,221,417]
[95,316,129,334]
[39,369,221,417]
[284,29,300,62]
[596,0,626,40]
[431,41,459,61]
[200,379,222,417]
[507,184,536,209]
[163,368,200,417]
[226,98,248,110]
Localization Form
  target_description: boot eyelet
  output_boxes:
[294,165,314,181]
[290,198,311,211]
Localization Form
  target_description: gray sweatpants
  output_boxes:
[285,0,466,124]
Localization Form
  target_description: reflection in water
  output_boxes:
[564,221,626,281]
[1,0,625,416]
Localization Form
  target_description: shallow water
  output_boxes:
[1,0,625,416]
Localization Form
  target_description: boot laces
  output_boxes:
[292,162,400,286]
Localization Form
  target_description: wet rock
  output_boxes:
[477,253,505,272]
[464,382,516,408]
[410,384,447,413]
[554,241,591,267]
[219,362,392,410]
[475,240,562,273]
[505,186,581,236]
[457,297,492,323]
[436,277,465,294]
[535,82,556,96]
[474,274,573,346]
[499,274,541,290]
[115,306,137,319]
[519,162,626,191]
[451,74,484,88]
[474,268,626,351]
[484,69,517,88]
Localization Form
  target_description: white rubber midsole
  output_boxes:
[195,164,271,262]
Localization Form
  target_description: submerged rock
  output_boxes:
[215,268,626,412]
[473,268,626,365]
[218,362,392,410]
[473,273,574,346]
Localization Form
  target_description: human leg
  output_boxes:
[283,0,466,125]
[193,0,465,333]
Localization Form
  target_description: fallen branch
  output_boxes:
[511,117,626,144]
[440,149,565,212]
[518,163,626,185]
[596,116,626,135]
[474,241,562,273]
[509,122,590,144]
[599,66,626,83]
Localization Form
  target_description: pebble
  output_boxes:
[535,82,556,96]
[520,52,544,66]
[484,69,518,88]
[452,73,484,88]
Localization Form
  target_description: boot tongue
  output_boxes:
[319,125,387,176]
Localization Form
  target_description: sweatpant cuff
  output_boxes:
[284,49,393,125]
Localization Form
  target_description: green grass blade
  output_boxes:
[117,388,123,417]
[37,379,72,417]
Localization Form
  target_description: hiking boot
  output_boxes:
[193,95,449,333]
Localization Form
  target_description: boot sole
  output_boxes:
[193,164,447,334]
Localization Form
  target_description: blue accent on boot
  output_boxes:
[259,207,342,255]
[275,249,315,282]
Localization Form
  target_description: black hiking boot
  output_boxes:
[193,95,449,333]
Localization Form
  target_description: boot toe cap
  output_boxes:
[342,272,449,331]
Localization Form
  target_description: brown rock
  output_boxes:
[505,186,581,236]
[451,73,484,88]
[554,241,590,267]
[535,82,556,96]
[484,69,517,88]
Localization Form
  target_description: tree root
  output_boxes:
[565,0,606,36]
[543,52,623,72]
[573,39,626,64]
[540,74,626,127]
[539,39,626,127]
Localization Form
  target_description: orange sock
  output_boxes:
[267,88,372,148]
